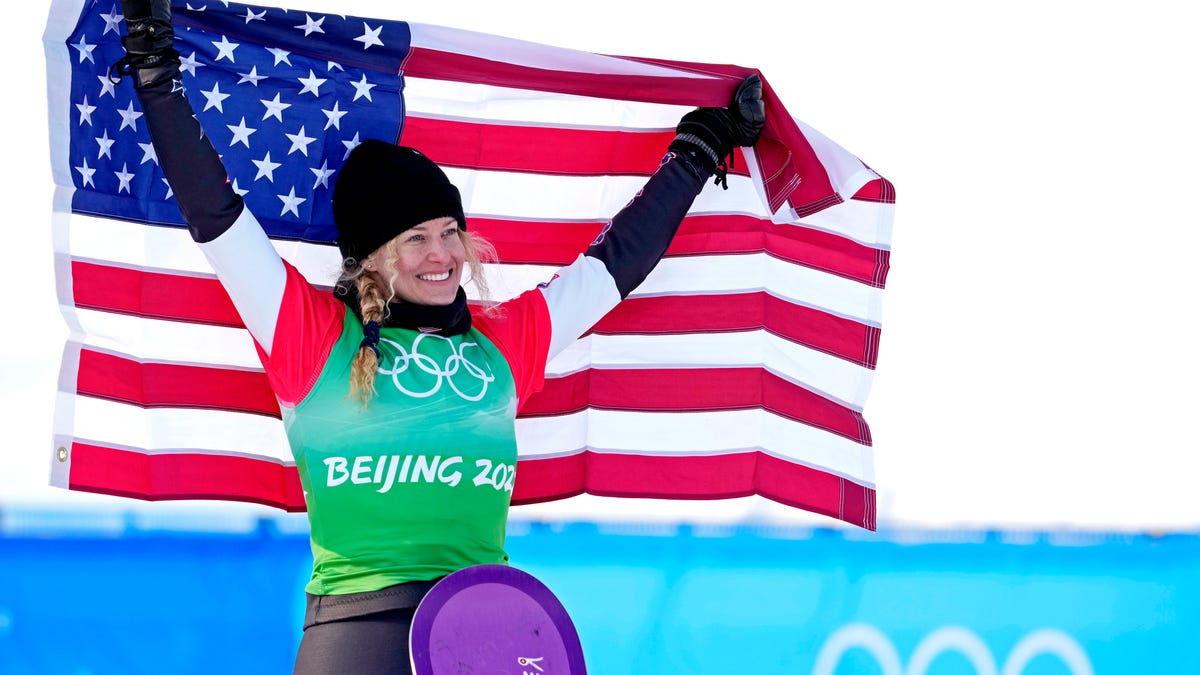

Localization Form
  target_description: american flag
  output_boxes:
[46,0,894,530]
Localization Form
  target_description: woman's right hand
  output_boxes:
[112,0,178,87]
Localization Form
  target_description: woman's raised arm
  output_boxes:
[539,76,765,359]
[114,0,287,354]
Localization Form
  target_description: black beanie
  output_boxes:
[332,140,466,262]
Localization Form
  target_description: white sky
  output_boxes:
[4,0,1198,532]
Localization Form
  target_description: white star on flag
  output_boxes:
[74,157,96,187]
[100,6,124,35]
[285,127,316,156]
[354,23,384,49]
[200,82,231,112]
[311,160,335,189]
[243,7,265,23]
[76,96,97,126]
[161,177,173,200]
[350,74,375,102]
[278,187,306,217]
[238,66,267,86]
[227,117,257,147]
[117,101,143,131]
[327,61,344,72]
[97,74,117,98]
[252,152,282,181]
[342,131,362,160]
[260,93,291,122]
[179,52,205,77]
[71,35,96,63]
[297,70,327,97]
[138,142,159,165]
[212,35,240,63]
[322,101,348,131]
[96,129,115,159]
[266,47,292,66]
[295,14,325,36]
[114,163,134,193]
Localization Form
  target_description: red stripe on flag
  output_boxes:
[472,213,888,288]
[72,260,240,327]
[755,453,876,530]
[522,368,870,444]
[72,263,879,367]
[592,294,880,370]
[403,116,730,177]
[74,346,866,442]
[112,257,957,351]
[76,348,281,417]
[67,442,306,511]
[512,451,876,531]
[401,49,844,215]
[511,454,587,505]
[67,443,873,530]
[402,47,739,108]
[853,177,897,204]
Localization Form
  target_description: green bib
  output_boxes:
[285,312,519,595]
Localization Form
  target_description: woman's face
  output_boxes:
[365,217,465,305]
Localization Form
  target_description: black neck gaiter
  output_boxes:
[334,283,472,336]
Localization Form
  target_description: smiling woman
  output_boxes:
[338,214,499,406]
[366,217,470,306]
[363,218,470,307]
[102,0,764,671]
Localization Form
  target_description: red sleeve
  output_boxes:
[471,288,553,411]
[253,261,346,408]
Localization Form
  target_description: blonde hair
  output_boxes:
[343,229,497,406]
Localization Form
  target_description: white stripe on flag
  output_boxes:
[407,24,723,81]
[69,310,264,369]
[65,214,883,325]
[67,395,293,463]
[66,307,871,409]
[404,77,691,129]
[63,392,872,486]
[547,333,873,410]
[443,168,767,222]
[795,196,896,249]
[514,409,874,485]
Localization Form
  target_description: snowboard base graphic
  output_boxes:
[409,564,587,674]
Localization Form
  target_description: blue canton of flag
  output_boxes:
[67,1,408,245]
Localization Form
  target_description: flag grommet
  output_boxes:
[56,446,68,462]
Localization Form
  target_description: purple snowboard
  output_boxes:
[409,564,587,674]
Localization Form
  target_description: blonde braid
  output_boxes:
[348,271,388,406]
[343,228,495,405]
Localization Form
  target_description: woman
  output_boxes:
[112,1,764,672]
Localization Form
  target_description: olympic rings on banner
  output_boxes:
[811,624,1094,675]
[376,334,495,402]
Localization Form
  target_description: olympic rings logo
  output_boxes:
[376,334,495,402]
[812,624,1094,675]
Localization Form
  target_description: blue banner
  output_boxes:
[1,511,1196,674]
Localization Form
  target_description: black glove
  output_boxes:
[109,0,178,88]
[668,74,766,188]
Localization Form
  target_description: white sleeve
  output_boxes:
[539,253,623,360]
[196,208,287,357]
